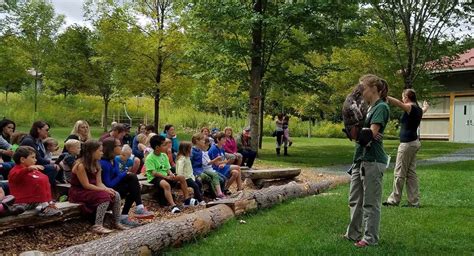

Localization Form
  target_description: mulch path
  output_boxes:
[0,168,348,254]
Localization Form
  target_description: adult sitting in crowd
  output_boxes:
[0,119,16,179]
[20,121,60,190]
[121,124,133,146]
[99,123,126,143]
[236,127,257,169]
[223,127,242,166]
[100,138,153,227]
[0,119,15,163]
[66,120,91,143]
[200,127,214,147]
[161,124,179,155]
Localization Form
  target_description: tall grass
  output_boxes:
[0,92,400,138]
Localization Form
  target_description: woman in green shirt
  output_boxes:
[344,74,390,248]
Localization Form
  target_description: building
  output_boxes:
[420,48,474,143]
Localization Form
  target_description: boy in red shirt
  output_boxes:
[9,146,62,216]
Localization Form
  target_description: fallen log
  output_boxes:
[54,204,235,255]
[0,202,81,232]
[242,168,301,180]
[54,180,333,255]
[242,168,302,188]
[250,181,331,209]
[207,180,332,214]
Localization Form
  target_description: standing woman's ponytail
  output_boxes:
[380,79,389,102]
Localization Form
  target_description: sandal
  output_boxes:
[1,195,15,206]
[91,225,113,234]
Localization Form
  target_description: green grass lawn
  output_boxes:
[255,136,473,168]
[166,160,474,255]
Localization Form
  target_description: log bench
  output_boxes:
[241,168,301,188]
[0,202,82,232]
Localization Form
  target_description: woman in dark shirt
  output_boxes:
[383,89,429,208]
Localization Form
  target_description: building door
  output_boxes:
[453,101,474,143]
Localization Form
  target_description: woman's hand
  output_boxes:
[104,187,116,197]
[218,163,225,169]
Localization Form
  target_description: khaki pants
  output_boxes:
[387,140,421,206]
[346,161,385,245]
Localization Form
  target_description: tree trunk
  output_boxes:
[153,1,166,131]
[154,88,160,131]
[249,0,264,153]
[103,97,110,132]
[258,88,265,149]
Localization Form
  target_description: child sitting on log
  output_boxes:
[55,139,81,183]
[145,135,198,213]
[43,137,59,162]
[208,132,243,193]
[191,133,226,199]
[9,146,63,217]
[68,140,128,234]
[176,141,205,205]
[115,144,140,174]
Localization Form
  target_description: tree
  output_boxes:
[46,26,93,98]
[185,1,361,150]
[87,9,136,131]
[1,0,64,112]
[370,0,473,88]
[0,33,29,101]
[85,0,187,130]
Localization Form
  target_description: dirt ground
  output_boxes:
[0,169,349,254]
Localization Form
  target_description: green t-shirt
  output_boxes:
[353,99,390,164]
[145,152,171,182]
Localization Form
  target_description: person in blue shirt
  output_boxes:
[100,138,153,227]
[115,144,140,174]
[160,124,179,155]
[208,132,243,192]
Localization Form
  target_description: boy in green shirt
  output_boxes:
[145,135,197,213]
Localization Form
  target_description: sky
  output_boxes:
[51,0,88,27]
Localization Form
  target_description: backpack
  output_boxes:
[342,84,369,141]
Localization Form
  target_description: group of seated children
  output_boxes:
[0,120,252,235]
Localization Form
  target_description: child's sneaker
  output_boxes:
[199,200,207,206]
[184,198,198,207]
[38,204,63,217]
[170,205,181,214]
[120,217,141,228]
[134,207,154,219]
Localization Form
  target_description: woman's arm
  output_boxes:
[387,96,412,114]
[422,100,429,113]
[100,160,125,187]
